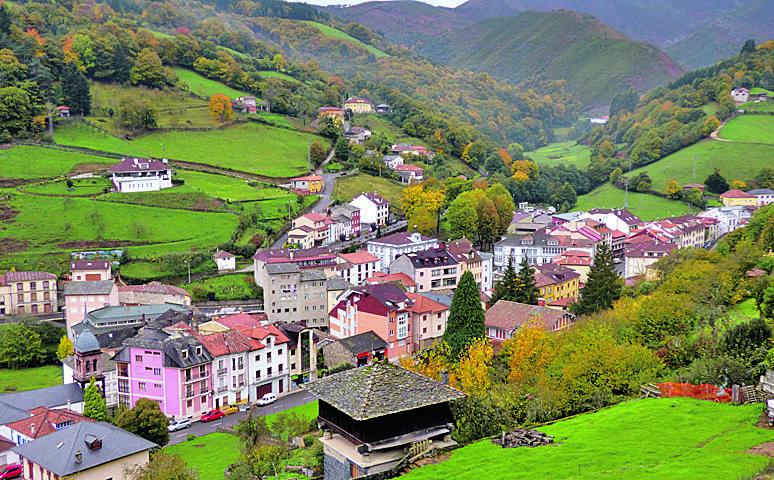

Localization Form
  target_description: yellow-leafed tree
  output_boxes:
[208,93,234,123]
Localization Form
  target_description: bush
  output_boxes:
[186,434,196,442]
[303,434,315,447]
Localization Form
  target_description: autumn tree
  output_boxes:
[408,205,437,236]
[665,179,682,199]
[127,452,199,480]
[83,376,107,421]
[444,271,486,359]
[572,243,622,316]
[208,94,233,123]
[310,140,327,166]
[731,179,748,190]
[0,323,45,368]
[454,338,493,396]
[130,48,168,89]
[502,322,557,385]
[56,335,73,360]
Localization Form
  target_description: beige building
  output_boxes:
[446,239,484,289]
[389,247,460,293]
[117,281,191,306]
[260,263,328,327]
[343,97,373,114]
[12,421,155,480]
[0,271,58,316]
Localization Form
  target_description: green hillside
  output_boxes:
[420,11,683,107]
[173,68,254,100]
[402,398,772,480]
[719,115,774,145]
[528,141,591,169]
[574,183,692,220]
[301,21,390,58]
[0,146,116,179]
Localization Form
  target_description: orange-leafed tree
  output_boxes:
[502,321,557,386]
[453,337,493,396]
[208,94,233,123]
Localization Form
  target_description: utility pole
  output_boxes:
[46,103,53,137]
[307,141,311,172]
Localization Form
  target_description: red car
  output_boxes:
[200,410,225,422]
[0,464,22,479]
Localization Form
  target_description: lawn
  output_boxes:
[0,365,62,393]
[176,170,293,202]
[742,102,774,113]
[99,187,227,212]
[351,114,423,145]
[333,173,404,211]
[528,141,592,169]
[574,184,693,220]
[185,274,261,301]
[55,121,323,177]
[0,145,116,179]
[719,115,774,145]
[627,140,774,192]
[22,177,111,196]
[729,298,760,325]
[173,68,254,100]
[402,398,774,480]
[301,21,389,58]
[0,193,237,260]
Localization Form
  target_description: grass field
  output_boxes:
[402,398,774,480]
[574,184,693,220]
[627,140,774,192]
[100,188,227,212]
[719,115,774,145]
[528,141,592,169]
[173,68,254,100]
[742,102,774,113]
[55,122,322,177]
[255,112,294,129]
[351,114,423,145]
[185,274,261,301]
[176,170,292,202]
[333,173,404,211]
[258,70,303,84]
[23,177,111,196]
[0,365,62,393]
[729,298,760,325]
[0,146,116,179]
[302,21,389,58]
[750,88,774,95]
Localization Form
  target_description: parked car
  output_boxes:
[256,393,277,406]
[168,418,192,432]
[200,410,225,422]
[0,464,22,479]
[221,404,239,415]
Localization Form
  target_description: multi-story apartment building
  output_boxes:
[698,206,751,235]
[335,250,380,285]
[493,228,596,279]
[114,325,213,419]
[70,260,112,281]
[62,281,118,337]
[350,192,389,226]
[0,271,58,316]
[585,208,643,235]
[390,247,460,293]
[636,216,707,249]
[367,231,438,272]
[253,247,337,284]
[259,263,328,326]
[195,329,259,408]
[533,263,580,306]
[446,239,485,290]
[406,292,448,351]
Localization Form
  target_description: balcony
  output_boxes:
[217,368,228,376]
[217,386,228,393]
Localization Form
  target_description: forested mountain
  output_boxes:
[419,11,683,108]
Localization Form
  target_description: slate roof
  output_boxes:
[533,263,580,288]
[327,276,354,291]
[74,329,100,353]
[0,271,56,285]
[0,401,30,425]
[117,281,189,298]
[85,304,189,325]
[109,157,169,173]
[336,331,388,355]
[12,421,156,476]
[266,263,301,275]
[116,327,212,368]
[0,384,84,413]
[485,300,570,332]
[748,189,774,195]
[306,363,464,421]
[368,231,435,246]
[587,208,642,226]
[400,248,457,269]
[70,260,110,271]
[63,280,115,296]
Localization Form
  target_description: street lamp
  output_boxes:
[184,260,191,284]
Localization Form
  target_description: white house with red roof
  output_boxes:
[335,250,380,285]
[391,144,434,159]
[109,157,172,193]
[732,87,750,103]
[343,97,373,114]
[56,105,70,117]
[195,328,261,408]
[394,164,424,184]
[213,250,236,272]
[350,192,389,226]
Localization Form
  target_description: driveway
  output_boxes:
[269,172,338,249]
[167,390,316,445]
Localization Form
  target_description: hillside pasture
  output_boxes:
[528,141,592,169]
[55,122,322,177]
[99,187,227,212]
[574,184,692,220]
[0,146,116,179]
[301,21,390,58]
[401,398,774,480]
[627,140,774,192]
[719,115,774,145]
[176,169,293,202]
[333,173,404,211]
[173,68,255,100]
[23,177,111,196]
[258,70,304,84]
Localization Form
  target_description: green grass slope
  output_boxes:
[627,140,774,193]
[176,170,292,202]
[173,68,254,100]
[55,122,321,177]
[719,115,774,145]
[420,10,683,108]
[528,141,591,169]
[574,183,692,220]
[301,21,390,58]
[402,398,773,480]
[0,146,116,179]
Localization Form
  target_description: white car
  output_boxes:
[256,393,277,406]
[168,418,192,432]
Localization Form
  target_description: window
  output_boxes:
[16,294,23,303]
[267,352,272,361]
[267,367,272,376]
[196,346,202,356]
[277,348,283,356]
[43,281,49,289]
[138,382,146,392]
[29,282,36,290]
[153,368,161,376]
[255,354,261,362]
[135,355,143,363]
[278,364,283,373]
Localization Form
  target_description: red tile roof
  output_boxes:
[394,164,424,172]
[485,300,569,332]
[720,189,755,199]
[291,175,323,182]
[365,272,417,288]
[338,250,379,265]
[212,250,235,259]
[216,313,287,344]
[0,434,13,452]
[7,407,92,440]
[117,282,189,298]
[406,292,448,314]
[196,329,263,356]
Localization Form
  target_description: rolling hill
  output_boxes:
[420,11,683,108]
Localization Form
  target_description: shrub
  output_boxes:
[186,434,196,442]
[303,434,315,447]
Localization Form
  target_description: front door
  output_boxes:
[215,397,220,408]
[279,379,284,393]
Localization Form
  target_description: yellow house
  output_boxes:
[343,97,373,114]
[290,175,324,194]
[720,189,757,207]
[533,263,580,305]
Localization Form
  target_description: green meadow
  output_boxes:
[719,115,774,145]
[0,145,116,179]
[302,21,389,58]
[173,68,255,100]
[574,183,693,220]
[528,141,592,169]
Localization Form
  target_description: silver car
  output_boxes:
[168,418,192,432]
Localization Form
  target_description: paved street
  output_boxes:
[270,172,338,249]
[167,390,316,445]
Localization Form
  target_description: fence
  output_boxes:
[657,382,732,403]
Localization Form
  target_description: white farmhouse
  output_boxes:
[213,250,236,272]
[350,192,389,226]
[109,157,172,193]
[732,87,750,103]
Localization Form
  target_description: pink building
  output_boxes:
[114,325,213,419]
[62,281,119,337]
[70,260,112,281]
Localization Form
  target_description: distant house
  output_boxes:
[533,263,580,305]
[720,189,757,207]
[213,250,236,272]
[390,246,459,293]
[0,271,58,316]
[344,126,372,145]
[382,154,404,169]
[70,260,112,282]
[758,92,769,102]
[318,106,344,120]
[698,206,751,235]
[336,250,380,285]
[552,250,592,283]
[343,97,373,114]
[117,282,191,306]
[290,175,324,194]
[57,105,71,117]
[320,331,387,368]
[732,87,750,103]
[63,280,119,336]
[682,183,706,192]
[747,188,774,206]
[588,115,609,124]
[485,300,575,343]
[233,96,262,114]
[367,231,438,272]
[350,192,389,226]
[364,272,417,292]
[376,104,390,113]
[12,421,155,480]
[394,164,424,184]
[391,143,434,159]
[624,237,677,278]
[109,157,172,193]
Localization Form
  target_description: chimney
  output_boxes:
[74,450,82,464]
[30,423,35,436]
[441,370,449,385]
[537,298,546,307]
[289,250,294,261]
